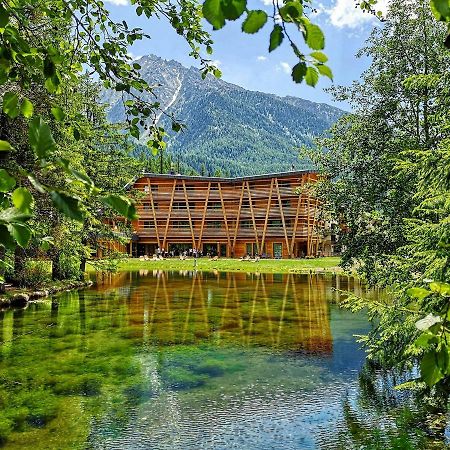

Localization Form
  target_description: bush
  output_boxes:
[57,253,81,280]
[16,260,51,288]
[0,417,12,444]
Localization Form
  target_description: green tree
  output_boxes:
[308,0,450,283]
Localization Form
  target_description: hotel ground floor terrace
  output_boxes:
[123,170,333,259]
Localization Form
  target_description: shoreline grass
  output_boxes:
[99,257,343,274]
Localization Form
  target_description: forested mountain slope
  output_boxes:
[103,54,343,176]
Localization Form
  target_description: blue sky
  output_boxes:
[105,0,387,110]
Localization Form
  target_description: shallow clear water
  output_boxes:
[0,271,444,449]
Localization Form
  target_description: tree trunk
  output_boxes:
[13,246,26,286]
[0,247,5,293]
[51,249,63,281]
[79,257,86,280]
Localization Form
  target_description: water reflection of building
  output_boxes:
[123,272,335,354]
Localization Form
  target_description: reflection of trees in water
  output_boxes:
[330,361,448,450]
[122,271,339,352]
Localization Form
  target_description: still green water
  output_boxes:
[0,271,444,449]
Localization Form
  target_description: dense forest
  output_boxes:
[308,0,450,438]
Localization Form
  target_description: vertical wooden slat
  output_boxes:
[197,182,211,251]
[182,179,196,248]
[246,181,260,254]
[232,181,246,255]
[162,179,176,250]
[275,178,290,258]
[147,179,160,248]
[261,178,275,253]
[218,181,231,253]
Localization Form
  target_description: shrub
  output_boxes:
[0,417,12,444]
[57,253,81,280]
[16,260,51,288]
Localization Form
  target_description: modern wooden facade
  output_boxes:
[127,171,324,259]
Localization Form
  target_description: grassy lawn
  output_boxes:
[104,257,342,274]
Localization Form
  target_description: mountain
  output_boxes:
[103,54,344,176]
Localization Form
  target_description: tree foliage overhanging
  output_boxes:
[307,0,450,429]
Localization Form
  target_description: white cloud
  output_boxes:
[279,62,291,75]
[105,0,129,5]
[211,59,222,67]
[327,0,389,29]
[127,52,142,60]
[257,56,267,62]
[259,0,273,5]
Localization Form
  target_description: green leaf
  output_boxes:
[242,10,267,34]
[305,66,319,87]
[100,194,137,220]
[39,236,54,252]
[420,350,444,387]
[12,187,33,213]
[51,106,65,122]
[269,24,284,52]
[430,0,450,21]
[221,0,246,21]
[407,287,432,301]
[203,0,225,29]
[2,92,20,119]
[414,332,436,348]
[304,22,325,50]
[310,51,328,63]
[316,64,333,80]
[291,62,307,83]
[279,1,303,22]
[0,140,13,151]
[437,346,450,374]
[0,5,10,28]
[49,191,84,222]
[0,207,30,224]
[20,98,33,118]
[7,223,31,247]
[430,282,450,297]
[29,116,56,158]
[0,169,16,192]
[0,224,16,250]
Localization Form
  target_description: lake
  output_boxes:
[0,271,440,449]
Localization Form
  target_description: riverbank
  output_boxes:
[0,279,93,309]
[103,257,343,274]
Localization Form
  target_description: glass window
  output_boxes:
[173,221,190,229]
[241,220,253,229]
[273,243,283,258]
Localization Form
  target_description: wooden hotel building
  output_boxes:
[124,170,328,259]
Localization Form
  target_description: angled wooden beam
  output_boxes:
[147,179,160,248]
[246,181,260,253]
[162,179,176,250]
[182,179,196,248]
[232,181,246,255]
[275,178,291,258]
[261,177,275,253]
[306,174,312,256]
[218,181,231,252]
[290,177,305,256]
[197,182,211,250]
